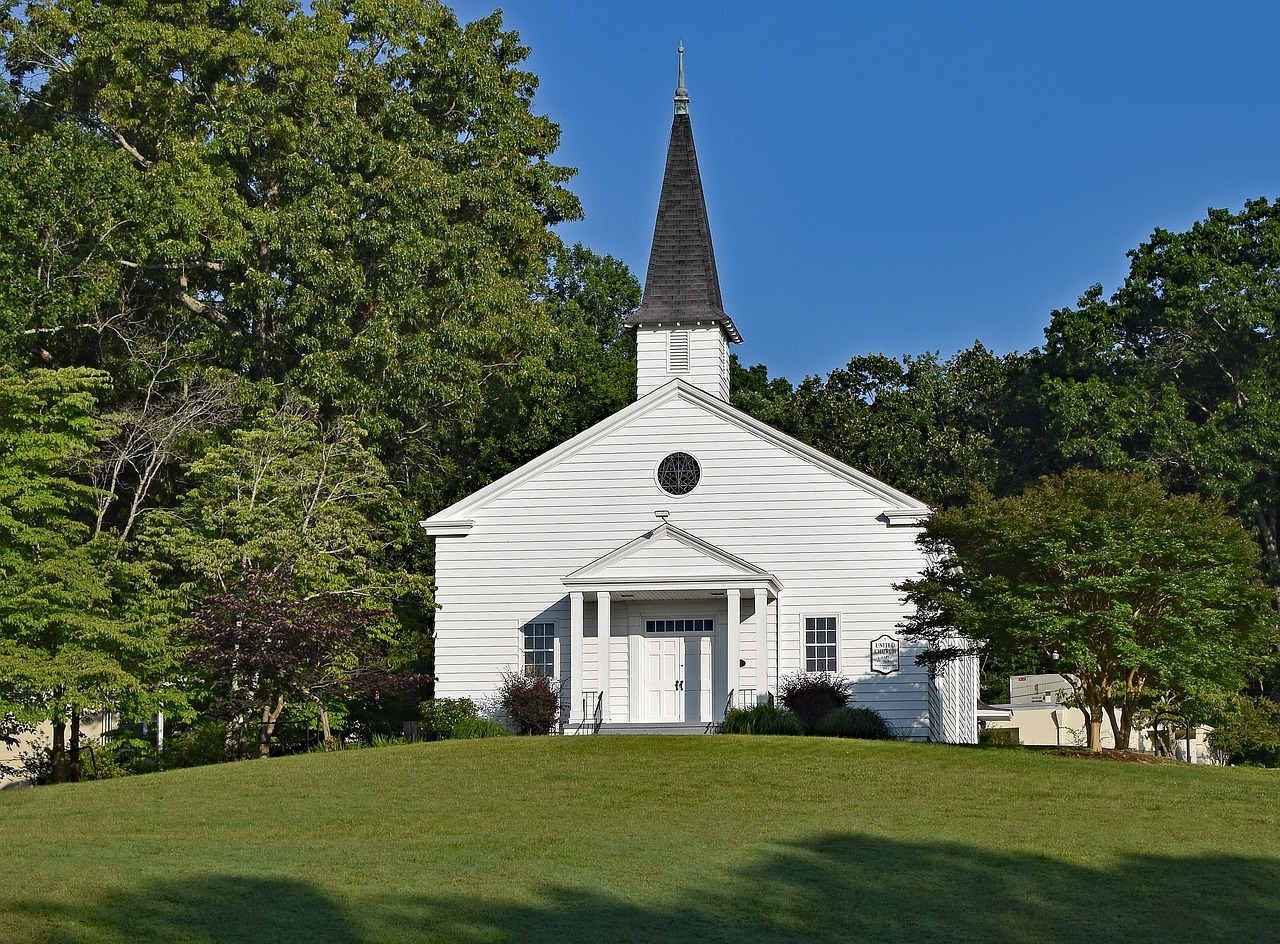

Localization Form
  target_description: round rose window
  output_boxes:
[656,452,701,495]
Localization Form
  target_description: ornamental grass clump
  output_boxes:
[722,703,805,735]
[814,706,895,740]
[497,671,561,735]
[779,673,852,733]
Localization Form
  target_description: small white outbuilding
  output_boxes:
[420,59,979,742]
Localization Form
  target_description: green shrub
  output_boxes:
[722,704,805,735]
[419,698,480,741]
[105,731,158,773]
[814,706,895,740]
[979,727,1020,747]
[1207,696,1280,767]
[498,671,560,735]
[451,717,510,739]
[369,733,402,748]
[779,673,852,732]
[81,745,132,780]
[163,721,230,769]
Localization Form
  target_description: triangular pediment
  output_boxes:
[420,380,929,536]
[563,523,778,592]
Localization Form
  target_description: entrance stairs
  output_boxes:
[595,722,718,735]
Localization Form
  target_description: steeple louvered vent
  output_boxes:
[668,331,690,372]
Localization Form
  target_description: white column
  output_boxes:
[570,591,584,725]
[725,589,740,715]
[597,590,611,723]
[754,588,769,704]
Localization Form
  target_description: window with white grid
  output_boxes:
[523,621,554,677]
[805,616,838,672]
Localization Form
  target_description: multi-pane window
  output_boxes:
[523,621,554,677]
[805,616,838,672]
[645,618,714,633]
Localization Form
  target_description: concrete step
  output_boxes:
[596,722,719,735]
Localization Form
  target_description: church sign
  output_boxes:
[870,635,900,675]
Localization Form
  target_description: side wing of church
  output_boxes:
[420,54,979,743]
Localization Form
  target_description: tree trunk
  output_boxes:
[258,695,285,758]
[1115,700,1137,751]
[69,707,82,783]
[319,704,333,750]
[1105,704,1127,750]
[228,714,248,761]
[51,719,66,784]
[1087,716,1103,753]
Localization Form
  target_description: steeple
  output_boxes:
[627,45,741,401]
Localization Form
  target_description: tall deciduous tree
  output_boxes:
[898,469,1277,750]
[781,344,1036,507]
[0,367,179,781]
[1,0,583,503]
[1040,199,1280,582]
[145,390,429,607]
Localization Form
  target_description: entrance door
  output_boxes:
[645,637,684,721]
[644,633,715,723]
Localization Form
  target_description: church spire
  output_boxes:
[625,45,742,354]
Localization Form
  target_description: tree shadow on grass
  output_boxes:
[14,875,360,944]
[14,834,1280,944]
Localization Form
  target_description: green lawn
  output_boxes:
[2,737,1277,943]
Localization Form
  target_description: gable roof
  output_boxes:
[563,522,778,593]
[624,83,741,343]
[420,379,929,535]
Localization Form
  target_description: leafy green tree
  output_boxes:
[435,243,642,506]
[543,243,639,436]
[1039,199,1280,582]
[0,366,180,781]
[898,469,1277,751]
[729,356,794,427]
[781,344,1036,506]
[1,0,582,507]
[145,390,429,607]
[1205,694,1280,766]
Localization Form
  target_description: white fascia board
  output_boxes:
[565,522,772,582]
[881,509,930,527]
[418,519,474,536]
[562,575,782,594]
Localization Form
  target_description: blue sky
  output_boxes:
[450,2,1280,382]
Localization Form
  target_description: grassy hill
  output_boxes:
[2,736,1277,943]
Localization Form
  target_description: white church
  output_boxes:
[421,59,980,742]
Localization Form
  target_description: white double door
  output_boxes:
[644,634,713,723]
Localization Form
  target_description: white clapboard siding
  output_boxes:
[427,380,955,739]
[636,324,729,400]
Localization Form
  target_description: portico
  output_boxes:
[561,523,780,729]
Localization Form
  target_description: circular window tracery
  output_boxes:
[656,452,701,495]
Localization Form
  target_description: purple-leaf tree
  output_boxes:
[187,569,427,758]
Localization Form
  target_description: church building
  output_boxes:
[420,56,980,742]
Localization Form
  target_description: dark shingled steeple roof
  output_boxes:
[625,69,742,343]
